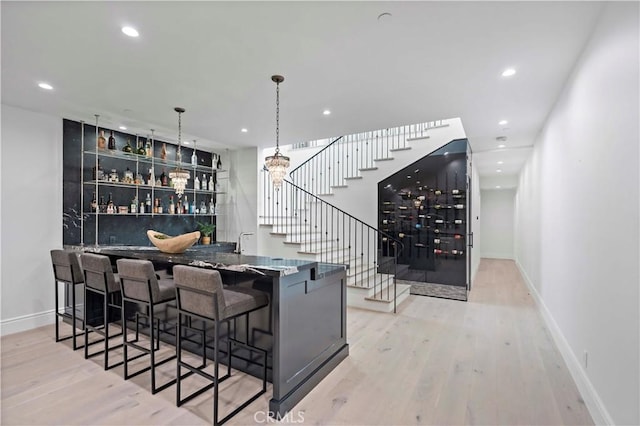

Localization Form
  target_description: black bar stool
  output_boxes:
[80,253,124,370]
[116,258,178,394]
[173,265,268,426]
[50,249,86,350]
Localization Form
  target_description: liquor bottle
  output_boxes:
[200,201,206,215]
[208,175,214,192]
[154,198,159,214]
[160,170,168,186]
[212,153,218,170]
[108,130,116,150]
[136,139,146,155]
[139,201,145,214]
[183,196,189,214]
[97,130,107,149]
[148,168,155,186]
[106,193,115,214]
[209,198,215,214]
[194,175,200,191]
[161,143,167,160]
[122,139,133,153]
[191,148,198,167]
[90,192,97,212]
[169,196,175,215]
[145,193,152,212]
[176,200,182,215]
[99,195,106,213]
[131,196,137,214]
[189,200,195,214]
[216,155,222,169]
[92,160,101,180]
[145,140,152,157]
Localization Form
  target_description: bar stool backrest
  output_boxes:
[81,253,119,293]
[50,249,84,284]
[173,265,226,321]
[116,259,160,303]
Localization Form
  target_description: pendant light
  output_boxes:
[169,107,190,198]
[264,75,290,190]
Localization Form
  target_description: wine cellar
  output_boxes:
[378,139,472,301]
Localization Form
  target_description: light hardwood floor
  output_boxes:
[1,259,593,425]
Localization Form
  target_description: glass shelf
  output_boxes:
[83,180,223,195]
[84,149,227,174]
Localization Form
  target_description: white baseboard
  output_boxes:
[0,309,54,337]
[515,259,614,426]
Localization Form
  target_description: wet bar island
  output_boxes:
[82,245,349,416]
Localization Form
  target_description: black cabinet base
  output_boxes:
[269,343,349,418]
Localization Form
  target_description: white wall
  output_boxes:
[225,147,259,255]
[1,104,63,335]
[480,189,514,259]
[514,3,639,424]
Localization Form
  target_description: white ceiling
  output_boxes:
[1,1,604,184]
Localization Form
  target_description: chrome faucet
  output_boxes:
[234,232,254,254]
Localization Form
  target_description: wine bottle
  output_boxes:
[107,130,116,150]
[99,195,106,213]
[184,196,189,214]
[97,130,107,149]
[160,170,168,186]
[106,193,115,214]
[169,196,175,215]
[122,139,133,153]
[145,193,152,211]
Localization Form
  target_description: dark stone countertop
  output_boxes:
[70,244,345,278]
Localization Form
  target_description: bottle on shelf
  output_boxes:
[145,140,152,157]
[161,169,168,186]
[106,193,115,214]
[122,139,133,153]
[92,160,104,181]
[99,195,106,213]
[148,168,155,186]
[176,199,182,215]
[183,196,189,214]
[106,130,115,150]
[208,175,214,192]
[191,142,198,166]
[97,130,107,150]
[145,193,152,212]
[189,200,195,215]
[161,143,167,160]
[209,198,215,214]
[135,172,143,185]
[212,153,218,170]
[131,196,138,214]
[90,192,97,212]
[200,201,206,215]
[194,174,200,191]
[139,201,145,214]
[169,196,175,215]
[136,139,146,156]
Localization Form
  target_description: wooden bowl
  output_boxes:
[147,230,201,254]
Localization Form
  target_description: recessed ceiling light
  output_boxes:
[241,128,248,133]
[323,109,331,116]
[119,126,127,130]
[496,185,502,189]
[502,68,516,77]
[498,144,506,148]
[121,26,139,37]
[444,151,449,155]
[497,161,504,165]
[38,82,53,90]
[498,120,508,126]
[496,169,503,173]
[184,141,190,145]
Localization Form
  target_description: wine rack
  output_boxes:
[378,139,471,292]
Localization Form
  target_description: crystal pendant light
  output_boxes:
[265,75,290,190]
[169,107,190,198]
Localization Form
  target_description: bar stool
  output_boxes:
[50,249,85,350]
[80,253,124,370]
[116,258,178,394]
[173,265,268,426]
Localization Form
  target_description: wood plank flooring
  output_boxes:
[1,259,593,425]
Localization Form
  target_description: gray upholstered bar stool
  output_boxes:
[173,265,268,426]
[50,249,86,350]
[80,253,124,370]
[116,258,178,394]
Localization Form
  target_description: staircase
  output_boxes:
[259,118,467,312]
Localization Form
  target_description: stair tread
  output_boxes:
[373,157,394,161]
[344,176,363,180]
[359,167,378,171]
[364,284,411,302]
[389,147,412,152]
